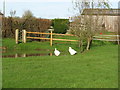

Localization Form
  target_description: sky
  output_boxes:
[0,0,119,19]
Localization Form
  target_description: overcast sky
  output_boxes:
[0,0,119,19]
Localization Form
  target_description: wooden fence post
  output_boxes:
[15,29,19,44]
[15,53,18,58]
[50,53,53,56]
[50,30,53,46]
[22,53,26,57]
[22,30,26,43]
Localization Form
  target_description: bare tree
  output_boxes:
[70,14,104,51]
[70,0,110,52]
[10,10,16,17]
[10,10,16,35]
[22,10,34,19]
[72,0,110,12]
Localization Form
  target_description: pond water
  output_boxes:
[2,53,53,58]
[1,49,54,58]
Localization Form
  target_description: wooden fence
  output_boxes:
[15,29,78,46]
[15,29,120,45]
[93,35,120,44]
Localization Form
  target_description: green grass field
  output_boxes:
[2,38,118,88]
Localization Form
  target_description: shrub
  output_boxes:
[52,19,69,34]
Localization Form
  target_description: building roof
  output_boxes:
[0,12,3,15]
[81,8,120,16]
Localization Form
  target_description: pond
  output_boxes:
[1,49,54,58]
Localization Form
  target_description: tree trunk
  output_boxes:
[78,40,82,47]
[86,37,92,50]
[79,40,83,53]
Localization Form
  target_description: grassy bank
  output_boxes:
[2,38,118,88]
[2,38,78,50]
[2,37,115,50]
[2,38,79,56]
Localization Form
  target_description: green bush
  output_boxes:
[52,19,69,34]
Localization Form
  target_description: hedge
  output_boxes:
[52,19,69,34]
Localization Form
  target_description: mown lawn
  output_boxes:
[2,38,118,88]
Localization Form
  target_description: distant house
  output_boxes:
[0,12,3,20]
[0,12,3,30]
[81,9,120,32]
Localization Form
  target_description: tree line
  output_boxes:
[2,10,69,38]
[2,10,52,38]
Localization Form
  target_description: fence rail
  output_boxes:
[27,32,75,36]
[93,39,120,41]
[27,37,50,40]
[27,32,51,35]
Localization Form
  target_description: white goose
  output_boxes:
[54,48,60,56]
[69,47,77,55]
